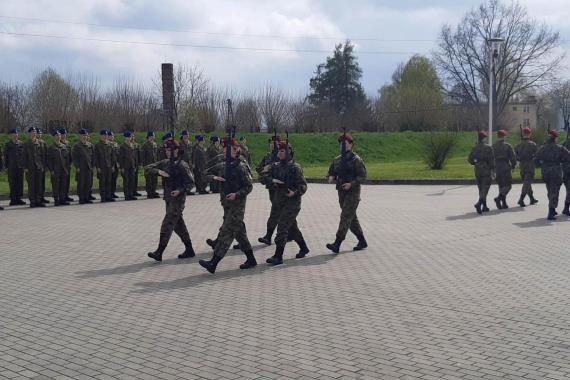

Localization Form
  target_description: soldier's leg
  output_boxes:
[26,170,35,205]
[260,198,280,244]
[51,173,60,205]
[134,168,140,195]
[288,219,310,259]
[145,174,152,197]
[60,172,68,204]
[336,191,361,240]
[148,201,180,261]
[328,191,349,252]
[16,168,25,202]
[268,204,301,265]
[122,170,130,199]
[8,168,17,203]
[39,169,45,199]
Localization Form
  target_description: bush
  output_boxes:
[423,132,458,170]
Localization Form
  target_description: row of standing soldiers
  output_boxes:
[144,133,368,275]
[468,128,570,220]
[0,128,252,209]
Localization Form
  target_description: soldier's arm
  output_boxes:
[292,165,308,196]
[508,146,517,168]
[534,147,543,167]
[467,148,476,165]
[352,157,367,184]
[560,146,570,163]
[144,160,166,176]
[180,161,195,193]
[72,144,81,168]
[234,164,253,199]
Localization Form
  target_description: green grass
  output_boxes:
[0,131,535,194]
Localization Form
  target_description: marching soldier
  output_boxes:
[72,129,94,204]
[142,131,159,198]
[563,133,570,215]
[60,128,74,202]
[23,127,45,208]
[118,131,137,200]
[257,135,280,243]
[108,131,120,199]
[146,139,196,261]
[192,135,208,194]
[468,131,495,214]
[515,127,539,207]
[535,130,570,220]
[94,130,115,202]
[4,128,26,205]
[239,136,251,165]
[326,133,368,253]
[180,130,195,195]
[47,130,71,206]
[492,129,516,209]
[133,137,142,197]
[199,137,257,273]
[207,135,223,193]
[36,128,50,204]
[263,140,309,265]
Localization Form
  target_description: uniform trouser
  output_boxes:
[520,166,535,197]
[134,168,139,193]
[266,188,280,233]
[496,167,512,197]
[274,199,302,247]
[214,200,252,259]
[64,170,71,198]
[194,170,207,192]
[336,189,363,241]
[159,199,191,248]
[145,173,158,195]
[476,175,492,201]
[26,168,42,205]
[544,175,562,209]
[76,167,92,201]
[111,167,118,195]
[39,169,46,198]
[51,170,68,203]
[8,167,24,201]
[98,168,113,200]
[563,171,570,204]
[210,178,219,193]
[122,168,135,198]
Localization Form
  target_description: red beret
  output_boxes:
[549,130,559,138]
[338,133,354,143]
[277,141,291,150]
[497,129,508,137]
[522,127,532,135]
[164,139,180,149]
[478,131,488,138]
[222,137,238,147]
[268,135,281,143]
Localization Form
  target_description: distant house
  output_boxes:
[500,96,538,131]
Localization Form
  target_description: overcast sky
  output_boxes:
[1,0,569,97]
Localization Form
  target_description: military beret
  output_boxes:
[497,129,508,137]
[181,130,189,136]
[60,128,68,135]
[549,130,560,138]
[239,136,246,141]
[79,129,88,135]
[522,127,532,135]
[51,130,60,136]
[37,128,43,134]
[195,135,204,141]
[123,131,133,138]
[9,128,18,134]
[146,131,155,138]
[210,135,219,142]
[100,129,108,135]
[108,130,114,136]
[222,137,238,147]
[161,132,173,141]
[338,133,354,143]
[165,139,180,149]
[478,131,488,138]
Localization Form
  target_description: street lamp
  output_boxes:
[487,37,504,146]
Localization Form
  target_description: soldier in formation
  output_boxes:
[133,137,142,197]
[468,131,494,214]
[72,129,94,204]
[3,128,26,205]
[118,131,138,201]
[23,127,45,207]
[94,130,115,203]
[206,135,223,193]
[36,129,50,204]
[492,129,516,209]
[257,135,280,244]
[514,127,539,207]
[142,131,160,198]
[60,129,74,202]
[146,139,196,261]
[108,131,120,199]
[192,135,208,194]
[47,129,71,206]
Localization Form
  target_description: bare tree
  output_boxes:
[552,81,570,130]
[235,94,261,132]
[258,84,290,132]
[433,0,563,127]
[31,68,78,131]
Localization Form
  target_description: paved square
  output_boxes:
[1,183,570,380]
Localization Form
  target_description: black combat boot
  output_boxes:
[148,243,167,262]
[134,191,142,197]
[40,198,50,204]
[88,194,97,201]
[178,240,195,259]
[206,238,217,250]
[266,245,285,266]
[548,208,557,221]
[240,250,257,269]
[529,194,538,205]
[65,196,74,202]
[16,199,26,205]
[199,255,222,274]
[326,238,343,254]
[295,240,310,259]
[501,194,509,209]
[354,235,368,251]
[232,243,242,250]
[517,195,525,207]
[474,200,482,214]
[563,203,570,216]
[481,200,490,212]
[258,229,274,245]
[494,196,502,209]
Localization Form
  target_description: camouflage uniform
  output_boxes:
[133,141,142,196]
[118,141,137,200]
[110,139,120,197]
[94,138,115,202]
[492,140,516,208]
[62,137,73,200]
[4,138,25,205]
[47,139,71,205]
[206,142,223,193]
[561,139,570,215]
[37,136,49,202]
[142,140,159,197]
[23,137,44,207]
[468,141,495,213]
[535,138,570,219]
[72,139,94,203]
[328,151,367,248]
[257,151,276,202]
[145,157,195,260]
[515,138,538,205]
[192,144,208,194]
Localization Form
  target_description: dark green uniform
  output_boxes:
[192,144,208,194]
[142,140,159,197]
[492,140,516,208]
[535,138,570,218]
[94,140,115,202]
[240,144,251,165]
[145,158,195,259]
[4,139,25,205]
[515,138,538,205]
[328,152,367,243]
[133,141,141,196]
[62,138,72,200]
[72,140,94,203]
[180,139,193,167]
[206,143,223,193]
[23,138,44,207]
[118,141,137,200]
[468,141,495,212]
[257,151,276,202]
[110,140,119,197]
[37,137,48,202]
[47,140,71,205]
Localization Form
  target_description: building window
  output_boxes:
[523,119,530,127]
[512,106,518,111]
[523,105,530,113]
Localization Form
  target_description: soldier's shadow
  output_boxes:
[75,244,270,279]
[514,217,569,228]
[446,206,525,221]
[131,253,338,294]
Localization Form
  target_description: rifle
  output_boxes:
[271,128,279,162]
[338,126,353,184]
[284,130,291,191]
[224,99,237,194]
[519,124,523,140]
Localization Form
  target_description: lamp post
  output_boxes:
[487,37,504,146]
